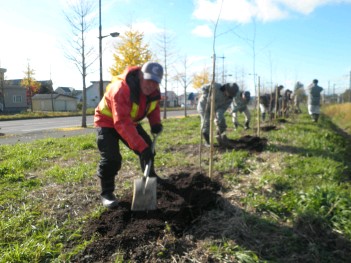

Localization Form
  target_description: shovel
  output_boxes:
[131,133,160,211]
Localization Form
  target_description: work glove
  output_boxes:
[140,147,153,168]
[151,123,163,134]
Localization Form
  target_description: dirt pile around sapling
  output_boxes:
[260,125,277,132]
[71,171,221,262]
[225,135,268,152]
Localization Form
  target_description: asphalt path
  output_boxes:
[0,109,198,145]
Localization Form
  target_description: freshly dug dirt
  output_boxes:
[260,125,277,132]
[70,136,269,262]
[225,135,268,152]
[68,133,351,262]
[71,171,221,262]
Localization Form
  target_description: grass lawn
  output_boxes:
[1,105,351,262]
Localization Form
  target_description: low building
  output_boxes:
[178,92,199,108]
[0,67,54,113]
[85,81,110,108]
[0,77,28,113]
[160,90,178,107]
[32,93,77,112]
[55,86,83,104]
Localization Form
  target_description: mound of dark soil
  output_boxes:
[71,172,221,262]
[260,125,277,132]
[225,135,267,152]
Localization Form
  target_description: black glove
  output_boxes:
[140,147,153,167]
[151,123,163,134]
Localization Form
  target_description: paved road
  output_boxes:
[0,116,95,135]
[0,109,198,145]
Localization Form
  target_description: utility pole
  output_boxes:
[218,55,225,83]
[98,0,119,100]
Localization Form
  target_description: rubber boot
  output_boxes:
[244,121,250,130]
[216,132,229,147]
[100,177,118,208]
[202,132,210,146]
[312,113,317,122]
[262,113,266,122]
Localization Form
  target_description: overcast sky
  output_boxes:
[1,0,350,95]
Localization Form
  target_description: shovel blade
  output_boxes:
[131,177,157,211]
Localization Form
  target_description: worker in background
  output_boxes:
[232,90,251,130]
[197,82,239,146]
[259,85,284,121]
[293,81,304,114]
[307,79,323,122]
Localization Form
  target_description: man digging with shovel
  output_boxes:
[94,62,164,209]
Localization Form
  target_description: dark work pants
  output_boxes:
[96,125,153,195]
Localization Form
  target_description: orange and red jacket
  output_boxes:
[94,66,161,153]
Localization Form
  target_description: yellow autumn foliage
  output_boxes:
[192,68,210,89]
[109,29,153,78]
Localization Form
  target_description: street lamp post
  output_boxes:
[99,0,119,100]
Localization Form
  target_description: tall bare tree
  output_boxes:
[63,0,96,127]
[155,29,177,119]
[174,56,192,117]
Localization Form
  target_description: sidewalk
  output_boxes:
[0,127,96,145]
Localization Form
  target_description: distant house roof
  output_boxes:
[161,90,177,96]
[38,80,53,85]
[6,79,52,86]
[57,87,74,93]
[32,93,76,100]
[6,79,22,85]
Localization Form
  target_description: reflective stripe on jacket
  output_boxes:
[98,96,157,120]
[94,66,161,153]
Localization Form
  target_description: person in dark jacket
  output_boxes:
[94,62,164,208]
[307,79,323,122]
